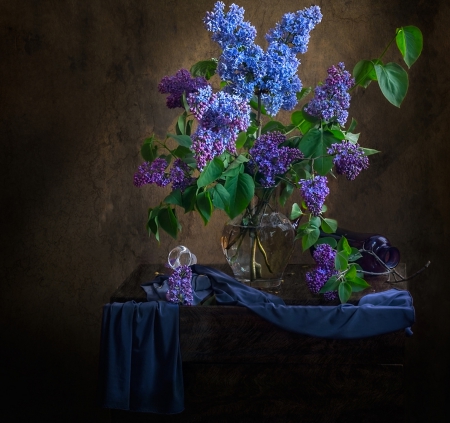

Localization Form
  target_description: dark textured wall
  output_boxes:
[1,0,448,421]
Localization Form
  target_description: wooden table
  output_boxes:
[109,264,408,423]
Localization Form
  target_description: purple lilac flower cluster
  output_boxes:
[327,141,370,181]
[134,158,194,192]
[133,158,170,188]
[204,2,321,116]
[306,243,338,301]
[304,62,354,126]
[158,68,208,109]
[170,159,195,191]
[249,131,303,187]
[265,6,322,54]
[187,85,251,169]
[166,265,193,306]
[298,176,329,216]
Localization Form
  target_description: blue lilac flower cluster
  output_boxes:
[204,2,321,116]
[298,176,329,216]
[304,62,354,125]
[265,6,322,54]
[188,85,251,169]
[306,243,338,301]
[328,141,370,181]
[249,131,303,187]
[166,265,193,306]
[134,158,194,191]
[158,68,208,109]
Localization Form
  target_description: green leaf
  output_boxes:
[319,275,340,293]
[211,184,230,212]
[353,59,380,88]
[167,133,192,148]
[176,114,186,135]
[290,110,304,126]
[197,157,224,188]
[224,173,255,219]
[158,207,179,239]
[309,216,321,228]
[196,191,213,225]
[315,237,337,248]
[302,227,320,251]
[186,119,193,136]
[346,264,357,280]
[290,203,303,220]
[362,147,380,156]
[140,137,158,162]
[396,26,423,68]
[346,276,371,292]
[181,185,197,212]
[337,236,352,255]
[345,132,360,143]
[280,183,294,206]
[164,189,183,207]
[329,129,345,140]
[235,131,247,149]
[299,129,335,175]
[262,120,286,134]
[338,282,352,303]
[172,145,191,158]
[348,118,357,133]
[190,59,217,80]
[147,207,160,241]
[296,87,312,101]
[321,217,338,234]
[374,62,409,107]
[349,247,363,262]
[335,251,349,271]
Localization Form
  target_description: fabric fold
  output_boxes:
[99,301,183,414]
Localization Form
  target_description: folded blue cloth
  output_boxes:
[100,264,415,414]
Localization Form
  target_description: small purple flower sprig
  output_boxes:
[166,265,194,306]
[308,238,370,303]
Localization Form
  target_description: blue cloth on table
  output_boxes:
[143,264,415,339]
[99,264,415,414]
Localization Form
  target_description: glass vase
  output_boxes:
[221,190,296,289]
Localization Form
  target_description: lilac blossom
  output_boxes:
[158,68,208,109]
[166,265,193,306]
[304,62,354,125]
[204,3,322,116]
[187,85,251,169]
[298,176,329,216]
[306,243,338,301]
[265,6,323,54]
[328,141,369,181]
[170,159,195,191]
[133,158,170,188]
[203,2,256,48]
[249,131,303,187]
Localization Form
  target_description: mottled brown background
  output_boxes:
[1,0,449,421]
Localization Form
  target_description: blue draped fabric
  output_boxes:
[142,264,415,339]
[98,301,184,414]
[100,264,415,414]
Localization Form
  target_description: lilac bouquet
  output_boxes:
[134,2,422,302]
